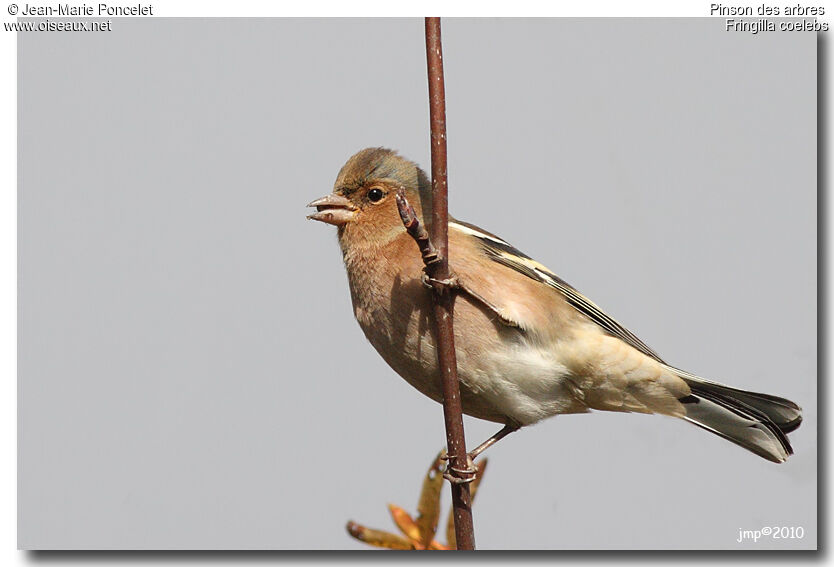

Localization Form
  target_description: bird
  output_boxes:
[307,147,802,464]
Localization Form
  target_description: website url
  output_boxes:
[4,19,111,31]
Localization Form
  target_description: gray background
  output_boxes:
[18,19,816,550]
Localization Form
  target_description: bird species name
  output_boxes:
[710,3,825,15]
[725,17,828,32]
[710,3,829,32]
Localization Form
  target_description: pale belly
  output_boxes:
[352,289,586,426]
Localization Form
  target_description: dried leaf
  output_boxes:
[415,452,445,548]
[471,458,488,501]
[387,504,421,544]
[428,539,450,550]
[348,450,490,550]
[346,521,414,550]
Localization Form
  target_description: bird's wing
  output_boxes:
[449,220,666,364]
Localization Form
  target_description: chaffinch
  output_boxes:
[307,147,802,463]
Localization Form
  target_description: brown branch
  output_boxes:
[408,16,476,551]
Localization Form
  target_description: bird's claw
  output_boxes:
[440,452,477,484]
[421,270,458,292]
[439,448,478,462]
[443,465,477,484]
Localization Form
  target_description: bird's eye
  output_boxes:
[367,187,385,203]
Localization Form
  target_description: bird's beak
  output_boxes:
[306,194,358,226]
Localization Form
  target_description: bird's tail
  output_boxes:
[669,367,802,463]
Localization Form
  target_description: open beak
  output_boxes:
[306,194,358,226]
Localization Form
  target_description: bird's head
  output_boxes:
[307,147,432,249]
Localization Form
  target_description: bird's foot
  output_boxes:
[439,448,480,463]
[439,451,477,484]
[420,270,459,292]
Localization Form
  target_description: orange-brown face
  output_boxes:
[307,147,430,247]
[306,183,394,227]
[307,180,422,248]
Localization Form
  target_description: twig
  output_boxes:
[411,16,476,551]
[396,191,477,550]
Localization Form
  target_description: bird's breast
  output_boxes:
[341,246,584,425]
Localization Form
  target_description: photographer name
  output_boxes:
[20,3,153,16]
